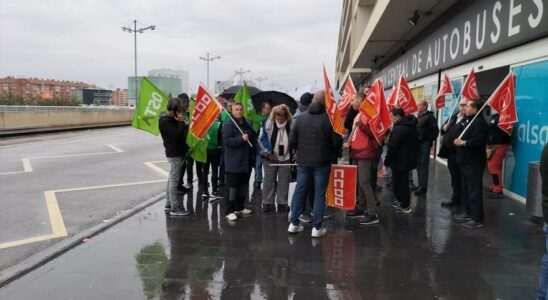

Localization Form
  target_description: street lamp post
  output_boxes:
[235,68,251,85]
[121,20,155,107]
[199,53,221,90]
[255,76,267,89]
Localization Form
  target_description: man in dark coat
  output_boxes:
[288,91,343,238]
[384,108,419,213]
[159,98,190,216]
[222,102,256,221]
[439,98,468,208]
[453,100,489,228]
[414,100,439,195]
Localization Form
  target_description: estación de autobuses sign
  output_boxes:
[374,0,547,86]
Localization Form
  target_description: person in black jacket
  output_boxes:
[288,91,343,238]
[453,100,489,228]
[222,102,256,221]
[538,142,548,299]
[384,108,419,213]
[159,98,190,217]
[486,112,512,198]
[414,100,439,195]
[439,98,468,208]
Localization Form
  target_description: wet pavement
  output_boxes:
[0,162,544,299]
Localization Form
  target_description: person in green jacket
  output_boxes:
[196,119,223,199]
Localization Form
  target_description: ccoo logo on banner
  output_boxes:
[325,164,357,211]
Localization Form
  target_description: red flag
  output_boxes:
[326,164,357,211]
[487,73,517,135]
[387,84,397,109]
[323,66,346,136]
[462,68,480,100]
[367,80,391,144]
[338,77,356,118]
[435,73,453,110]
[190,84,223,139]
[395,76,419,115]
[359,79,381,120]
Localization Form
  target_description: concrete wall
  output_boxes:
[0,110,135,131]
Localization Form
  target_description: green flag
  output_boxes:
[186,99,208,163]
[234,81,260,131]
[131,77,168,136]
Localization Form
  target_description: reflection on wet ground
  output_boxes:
[0,163,544,299]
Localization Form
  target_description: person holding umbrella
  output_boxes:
[259,104,293,213]
[222,102,256,221]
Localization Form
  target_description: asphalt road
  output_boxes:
[0,127,170,272]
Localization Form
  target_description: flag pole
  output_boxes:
[221,105,254,147]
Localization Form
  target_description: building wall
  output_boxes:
[0,77,93,99]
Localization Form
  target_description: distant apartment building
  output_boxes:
[0,76,94,99]
[128,69,189,106]
[111,88,128,106]
[70,89,112,105]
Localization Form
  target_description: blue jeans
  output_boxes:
[539,224,548,300]
[290,164,331,229]
[255,152,263,182]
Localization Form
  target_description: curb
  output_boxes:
[0,123,131,137]
[0,192,165,288]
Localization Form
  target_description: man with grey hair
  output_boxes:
[414,100,439,195]
[288,90,342,238]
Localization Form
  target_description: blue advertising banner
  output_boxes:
[504,59,548,197]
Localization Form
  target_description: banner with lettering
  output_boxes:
[131,77,168,136]
[325,164,356,211]
[190,84,223,140]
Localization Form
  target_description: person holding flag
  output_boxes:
[343,91,381,225]
[222,102,256,221]
[453,100,489,228]
[159,98,190,217]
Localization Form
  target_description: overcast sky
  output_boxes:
[0,0,342,94]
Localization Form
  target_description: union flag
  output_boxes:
[394,76,418,115]
[487,73,517,135]
[323,66,346,136]
[189,84,223,140]
[367,80,391,144]
[435,73,453,110]
[386,84,397,109]
[462,68,480,100]
[338,77,356,119]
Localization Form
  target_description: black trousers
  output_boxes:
[446,153,461,205]
[392,169,411,208]
[459,161,485,222]
[417,141,431,189]
[179,156,194,186]
[225,172,250,214]
[196,152,221,192]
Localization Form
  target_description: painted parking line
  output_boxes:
[0,144,124,175]
[0,161,168,250]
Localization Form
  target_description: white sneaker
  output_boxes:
[225,213,238,221]
[287,223,304,233]
[311,227,327,238]
[236,208,252,215]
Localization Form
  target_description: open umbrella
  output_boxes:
[219,85,262,100]
[252,91,298,114]
[290,84,322,103]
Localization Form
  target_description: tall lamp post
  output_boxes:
[235,68,251,85]
[255,76,267,89]
[121,20,155,107]
[199,53,221,90]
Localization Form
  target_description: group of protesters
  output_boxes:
[158,84,514,235]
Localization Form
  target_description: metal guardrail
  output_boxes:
[0,105,135,112]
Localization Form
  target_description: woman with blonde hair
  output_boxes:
[259,104,294,213]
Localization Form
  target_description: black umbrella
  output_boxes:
[219,85,262,100]
[252,91,298,114]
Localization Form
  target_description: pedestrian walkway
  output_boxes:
[0,162,544,299]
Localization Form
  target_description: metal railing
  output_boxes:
[0,105,135,112]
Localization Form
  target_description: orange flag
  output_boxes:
[435,73,453,110]
[190,84,223,140]
[338,77,356,119]
[367,80,391,144]
[394,76,419,115]
[462,68,480,100]
[359,79,380,120]
[323,66,346,136]
[325,164,357,211]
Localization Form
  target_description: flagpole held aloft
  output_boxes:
[221,105,253,147]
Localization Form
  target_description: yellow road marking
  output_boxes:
[0,162,168,250]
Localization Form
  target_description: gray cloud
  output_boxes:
[0,0,341,93]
